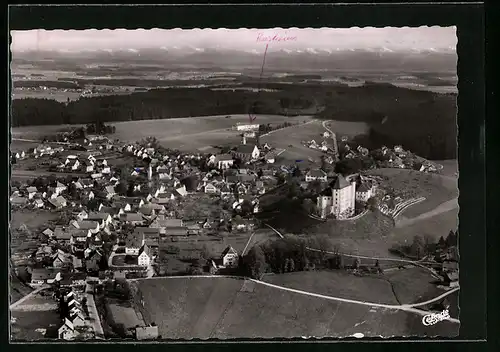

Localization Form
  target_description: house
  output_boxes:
[34,199,44,208]
[355,182,374,202]
[232,144,260,161]
[71,220,100,234]
[138,244,152,267]
[87,212,113,227]
[58,318,76,340]
[218,184,231,198]
[135,227,161,248]
[125,233,144,255]
[176,185,188,197]
[443,271,459,288]
[221,245,239,268]
[26,186,38,199]
[69,310,86,327]
[204,183,219,194]
[136,325,159,341]
[54,182,67,194]
[52,250,70,268]
[305,169,328,182]
[105,186,116,199]
[214,154,234,170]
[85,250,103,272]
[10,196,28,206]
[48,196,67,209]
[122,213,145,226]
[42,228,54,237]
[264,152,276,164]
[31,268,59,285]
[76,210,89,221]
[232,217,247,232]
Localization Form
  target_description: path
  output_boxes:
[241,232,256,256]
[396,197,459,228]
[86,293,105,339]
[10,286,47,310]
[322,120,339,161]
[130,274,459,323]
[12,138,75,146]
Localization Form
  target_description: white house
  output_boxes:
[305,169,328,182]
[58,318,76,340]
[214,154,234,170]
[355,182,374,202]
[138,244,152,267]
[221,245,239,268]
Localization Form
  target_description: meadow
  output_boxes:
[133,276,458,339]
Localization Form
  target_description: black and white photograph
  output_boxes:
[9,26,459,341]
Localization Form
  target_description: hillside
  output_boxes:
[11,81,457,160]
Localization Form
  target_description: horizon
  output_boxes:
[10,26,457,54]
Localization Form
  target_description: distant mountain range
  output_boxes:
[11,46,457,72]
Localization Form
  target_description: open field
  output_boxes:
[133,276,458,339]
[384,267,445,305]
[435,159,458,177]
[325,120,370,137]
[10,309,61,341]
[309,210,396,257]
[390,208,458,246]
[263,271,398,305]
[260,120,326,166]
[106,299,145,330]
[10,209,59,231]
[367,168,458,219]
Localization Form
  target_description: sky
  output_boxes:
[10,26,457,53]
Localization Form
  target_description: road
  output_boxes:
[322,120,339,161]
[129,274,459,323]
[241,232,256,256]
[12,137,76,146]
[10,285,48,310]
[86,293,105,339]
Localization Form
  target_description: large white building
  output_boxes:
[236,123,260,132]
[317,175,356,219]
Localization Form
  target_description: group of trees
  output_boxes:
[394,230,458,260]
[240,235,344,278]
[258,121,295,134]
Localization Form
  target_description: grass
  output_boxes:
[367,168,458,219]
[263,271,399,305]
[106,299,145,330]
[307,210,396,257]
[10,309,61,341]
[260,120,326,165]
[384,267,444,305]
[389,208,458,246]
[325,120,370,137]
[133,276,458,338]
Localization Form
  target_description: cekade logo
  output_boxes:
[422,310,451,326]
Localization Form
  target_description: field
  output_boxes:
[308,210,396,257]
[133,276,458,339]
[325,120,370,137]
[10,209,59,231]
[390,208,458,246]
[10,310,61,341]
[367,168,458,219]
[260,120,326,166]
[106,298,145,331]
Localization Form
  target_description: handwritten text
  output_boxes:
[256,33,297,43]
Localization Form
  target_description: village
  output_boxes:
[10,120,458,341]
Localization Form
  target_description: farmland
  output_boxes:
[132,276,458,339]
[366,168,458,219]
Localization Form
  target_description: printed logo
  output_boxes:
[422,309,451,326]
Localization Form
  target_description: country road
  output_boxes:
[322,120,339,160]
[129,274,459,323]
[10,286,47,310]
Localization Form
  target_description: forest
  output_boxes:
[11,82,457,160]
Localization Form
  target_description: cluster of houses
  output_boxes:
[57,290,90,340]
